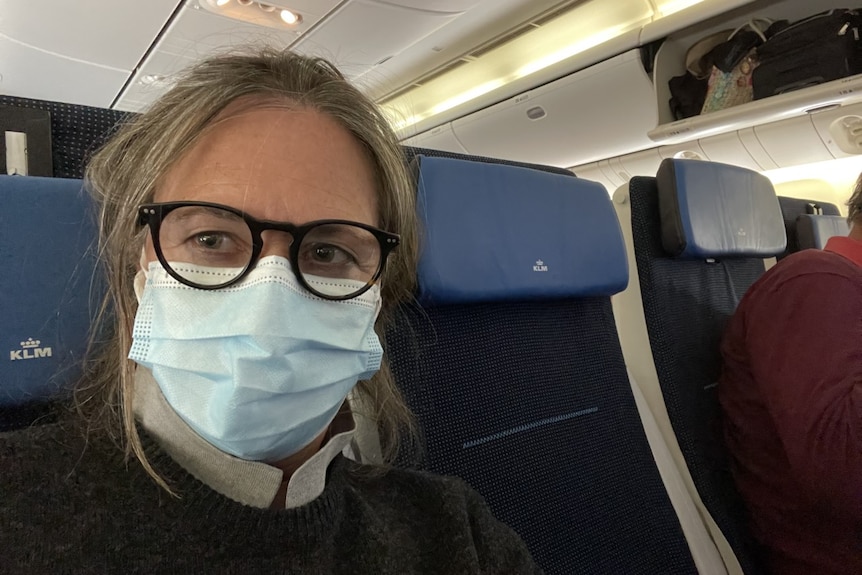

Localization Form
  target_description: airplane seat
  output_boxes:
[776,197,842,259]
[795,214,850,249]
[616,158,787,575]
[0,175,104,431]
[386,154,707,574]
[402,144,577,176]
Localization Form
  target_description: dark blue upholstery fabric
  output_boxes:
[629,175,766,574]
[657,159,785,259]
[796,214,850,249]
[776,197,842,259]
[414,155,627,304]
[0,95,129,179]
[0,176,103,425]
[388,299,697,575]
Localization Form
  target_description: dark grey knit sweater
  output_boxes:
[0,421,542,574]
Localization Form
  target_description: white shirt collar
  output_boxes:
[132,367,357,509]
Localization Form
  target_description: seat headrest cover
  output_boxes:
[415,155,628,305]
[796,214,850,250]
[0,176,102,407]
[657,158,786,259]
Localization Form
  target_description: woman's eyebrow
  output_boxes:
[171,206,245,222]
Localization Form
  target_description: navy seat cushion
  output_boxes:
[388,299,698,574]
[0,176,102,417]
[630,174,766,573]
[776,197,842,259]
[796,214,849,250]
[657,159,785,259]
[414,155,627,305]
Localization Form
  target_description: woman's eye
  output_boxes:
[307,243,356,265]
[313,245,339,262]
[195,233,226,250]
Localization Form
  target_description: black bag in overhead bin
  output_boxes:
[752,9,862,100]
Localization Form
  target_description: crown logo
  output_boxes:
[536,260,544,266]
[20,338,41,349]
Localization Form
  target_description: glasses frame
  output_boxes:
[137,201,400,300]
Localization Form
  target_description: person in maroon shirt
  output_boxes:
[719,176,862,575]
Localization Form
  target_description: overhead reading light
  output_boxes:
[280,9,300,24]
[382,0,707,133]
[199,0,303,30]
[139,74,174,88]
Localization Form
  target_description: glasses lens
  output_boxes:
[298,223,381,298]
[158,205,253,286]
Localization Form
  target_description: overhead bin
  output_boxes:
[649,0,862,144]
[447,50,656,168]
[576,101,862,194]
[404,0,862,179]
[648,75,862,144]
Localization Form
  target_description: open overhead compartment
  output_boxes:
[649,0,862,144]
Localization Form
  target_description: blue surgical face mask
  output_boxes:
[129,256,383,462]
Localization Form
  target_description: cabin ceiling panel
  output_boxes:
[0,35,128,107]
[154,3,302,57]
[113,1,321,112]
[0,0,179,70]
[384,0,483,11]
[291,0,479,79]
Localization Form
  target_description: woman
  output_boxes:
[0,49,541,574]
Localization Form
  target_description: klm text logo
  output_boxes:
[9,338,52,361]
[533,260,549,272]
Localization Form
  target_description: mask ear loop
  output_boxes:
[133,247,150,303]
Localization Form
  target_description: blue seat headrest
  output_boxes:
[414,155,628,305]
[656,159,786,259]
[0,176,103,407]
[796,214,849,250]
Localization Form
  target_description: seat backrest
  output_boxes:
[626,159,787,575]
[796,214,850,249]
[776,196,842,259]
[0,176,103,430]
[387,154,700,574]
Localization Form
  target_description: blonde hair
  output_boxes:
[78,48,419,491]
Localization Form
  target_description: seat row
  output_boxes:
[0,151,847,574]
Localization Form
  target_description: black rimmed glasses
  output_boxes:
[137,201,400,300]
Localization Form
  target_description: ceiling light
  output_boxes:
[199,0,303,30]
[280,9,300,25]
[139,74,164,86]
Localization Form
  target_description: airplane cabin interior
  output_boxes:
[1,1,860,574]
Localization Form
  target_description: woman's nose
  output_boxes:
[259,230,294,259]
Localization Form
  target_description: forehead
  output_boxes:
[155,103,379,226]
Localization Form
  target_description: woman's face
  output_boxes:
[144,104,379,266]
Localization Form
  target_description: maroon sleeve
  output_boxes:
[742,268,862,516]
